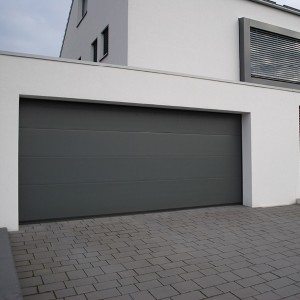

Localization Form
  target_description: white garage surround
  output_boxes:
[0,51,300,231]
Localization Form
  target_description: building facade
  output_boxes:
[0,0,300,230]
[61,0,300,88]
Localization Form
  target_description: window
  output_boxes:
[100,26,109,61]
[91,39,97,62]
[77,0,87,27]
[81,0,87,18]
[78,57,81,60]
[239,18,300,90]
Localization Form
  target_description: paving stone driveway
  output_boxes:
[9,205,300,300]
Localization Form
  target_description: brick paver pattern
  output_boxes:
[9,205,300,300]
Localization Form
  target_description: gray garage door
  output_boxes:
[19,99,242,222]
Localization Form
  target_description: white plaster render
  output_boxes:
[0,52,300,231]
[127,0,300,81]
[61,0,300,81]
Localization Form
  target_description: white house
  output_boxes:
[61,0,300,87]
[0,0,300,231]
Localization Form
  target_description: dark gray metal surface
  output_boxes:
[0,228,23,300]
[19,99,242,222]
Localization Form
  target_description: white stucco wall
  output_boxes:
[61,0,128,65]
[0,52,300,231]
[127,0,300,80]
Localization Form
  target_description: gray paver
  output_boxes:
[180,271,202,281]
[38,282,65,293]
[94,279,120,290]
[231,287,260,298]
[171,280,200,293]
[252,283,273,293]
[149,285,178,299]
[101,264,125,274]
[84,267,104,277]
[65,277,97,288]
[96,273,120,283]
[22,287,38,296]
[10,205,300,300]
[20,276,43,288]
[135,273,159,282]
[205,293,239,300]
[236,275,265,287]
[159,275,184,285]
[117,284,139,294]
[131,291,155,300]
[123,260,151,270]
[54,288,76,298]
[171,291,205,300]
[157,267,185,278]
[67,270,87,280]
[118,276,138,286]
[24,292,56,300]
[109,296,132,300]
[254,291,281,300]
[136,279,162,291]
[266,277,295,289]
[42,273,68,284]
[86,287,121,300]
[233,268,258,279]
[217,282,242,293]
[65,295,87,300]
[75,285,96,295]
[274,284,300,298]
[201,287,223,297]
[194,274,226,288]
[219,271,241,282]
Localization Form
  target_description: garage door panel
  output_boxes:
[20,129,241,157]
[19,99,242,222]
[19,177,241,222]
[19,155,241,185]
[20,100,241,136]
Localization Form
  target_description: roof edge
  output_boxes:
[247,0,300,16]
[59,0,74,57]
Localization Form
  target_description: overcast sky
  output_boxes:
[0,0,72,57]
[0,0,299,58]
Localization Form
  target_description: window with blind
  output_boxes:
[239,18,300,90]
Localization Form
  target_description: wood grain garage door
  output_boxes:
[19,99,242,222]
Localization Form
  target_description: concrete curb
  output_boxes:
[0,228,23,300]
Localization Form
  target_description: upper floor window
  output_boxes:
[81,0,87,18]
[91,38,98,62]
[239,18,300,90]
[100,26,109,61]
[77,0,87,27]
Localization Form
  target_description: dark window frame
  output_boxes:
[100,25,109,61]
[239,17,300,90]
[77,0,88,27]
[91,38,98,62]
[82,0,88,17]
